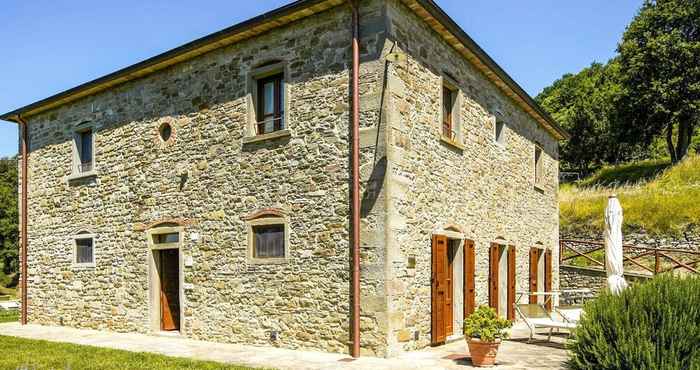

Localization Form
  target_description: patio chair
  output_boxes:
[515,303,576,342]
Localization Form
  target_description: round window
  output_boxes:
[159,123,172,142]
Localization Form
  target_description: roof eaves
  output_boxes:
[0,0,338,123]
[409,0,570,140]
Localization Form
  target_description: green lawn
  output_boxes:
[0,310,18,323]
[0,335,264,370]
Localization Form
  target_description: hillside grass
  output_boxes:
[560,155,700,236]
[0,335,264,370]
[577,159,671,187]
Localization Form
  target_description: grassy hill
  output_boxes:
[560,155,700,237]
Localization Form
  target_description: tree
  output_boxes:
[617,0,700,163]
[0,157,18,276]
[536,61,633,172]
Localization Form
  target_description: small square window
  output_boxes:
[534,145,544,186]
[75,237,94,265]
[256,73,285,135]
[495,120,506,145]
[252,224,285,258]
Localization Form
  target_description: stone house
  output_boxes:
[2,0,567,358]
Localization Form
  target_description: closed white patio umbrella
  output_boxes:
[604,195,628,295]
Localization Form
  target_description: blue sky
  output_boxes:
[0,0,641,157]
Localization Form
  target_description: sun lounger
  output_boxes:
[555,305,583,324]
[0,301,19,310]
[515,303,576,341]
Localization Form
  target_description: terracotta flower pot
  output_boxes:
[467,338,501,367]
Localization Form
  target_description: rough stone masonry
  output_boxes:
[16,0,561,358]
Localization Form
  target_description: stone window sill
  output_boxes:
[65,170,98,182]
[72,262,96,269]
[242,129,291,144]
[247,257,288,265]
[534,183,546,192]
[440,135,465,150]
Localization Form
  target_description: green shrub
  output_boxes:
[568,275,700,369]
[463,306,512,342]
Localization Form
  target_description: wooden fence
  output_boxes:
[560,239,700,275]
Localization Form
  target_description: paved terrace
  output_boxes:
[0,322,568,369]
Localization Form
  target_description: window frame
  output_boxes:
[442,85,454,139]
[494,119,506,146]
[439,75,464,149]
[534,144,545,189]
[147,225,183,251]
[256,73,284,135]
[246,214,289,264]
[72,232,96,268]
[68,122,97,181]
[245,61,291,142]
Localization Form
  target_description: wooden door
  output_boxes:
[431,235,448,345]
[464,240,476,318]
[529,248,540,304]
[507,246,516,321]
[159,249,180,331]
[446,244,454,336]
[545,249,553,311]
[488,243,500,314]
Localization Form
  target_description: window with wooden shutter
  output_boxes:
[431,234,448,345]
[529,247,540,304]
[488,243,500,314]
[442,86,454,139]
[507,246,516,321]
[245,209,289,264]
[253,224,285,258]
[464,239,476,318]
[545,249,553,311]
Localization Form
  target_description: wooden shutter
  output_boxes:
[545,249,553,311]
[488,243,500,314]
[431,235,448,345]
[507,246,516,321]
[529,248,539,304]
[442,86,452,137]
[464,240,476,318]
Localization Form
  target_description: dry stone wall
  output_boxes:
[559,265,651,303]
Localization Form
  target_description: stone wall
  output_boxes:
[562,229,700,252]
[21,0,388,356]
[19,0,563,358]
[559,265,651,303]
[378,0,561,356]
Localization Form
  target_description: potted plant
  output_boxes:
[463,306,513,367]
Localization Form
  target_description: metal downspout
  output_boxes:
[16,115,28,325]
[349,0,361,359]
